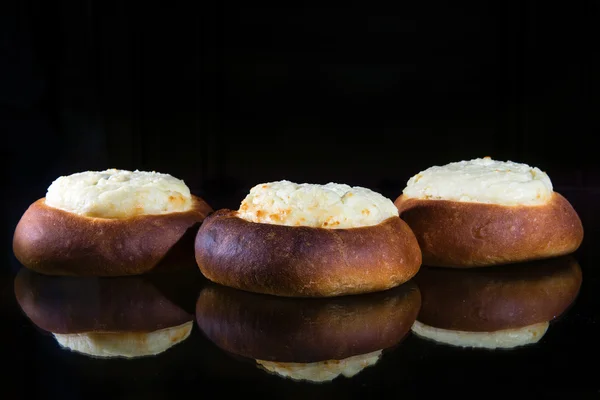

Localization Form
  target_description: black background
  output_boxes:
[2,1,599,397]
[3,2,598,202]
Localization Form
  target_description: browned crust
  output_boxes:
[12,195,213,276]
[414,256,582,332]
[195,281,421,363]
[194,210,422,297]
[394,192,583,267]
[13,268,193,334]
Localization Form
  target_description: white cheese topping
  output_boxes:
[52,321,193,358]
[402,157,553,206]
[237,181,398,228]
[256,350,382,382]
[410,320,549,349]
[45,169,192,218]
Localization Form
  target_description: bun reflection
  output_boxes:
[196,282,421,382]
[411,256,582,349]
[14,268,198,358]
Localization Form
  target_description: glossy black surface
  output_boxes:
[3,188,599,398]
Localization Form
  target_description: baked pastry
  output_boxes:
[14,268,195,358]
[410,256,582,349]
[13,169,213,276]
[395,157,583,267]
[195,281,420,382]
[195,180,422,297]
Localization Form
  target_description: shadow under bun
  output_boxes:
[195,209,422,297]
[395,193,583,267]
[195,281,421,363]
[13,195,213,277]
[413,256,582,333]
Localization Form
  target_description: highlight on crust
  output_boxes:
[410,256,582,349]
[14,268,195,359]
[195,282,421,383]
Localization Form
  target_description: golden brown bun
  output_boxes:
[195,281,421,363]
[194,210,422,297]
[395,193,583,267]
[414,256,582,332]
[14,268,194,334]
[13,195,213,276]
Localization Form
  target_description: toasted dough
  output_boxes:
[195,281,421,363]
[413,256,582,332]
[194,210,422,297]
[13,195,212,276]
[395,193,583,267]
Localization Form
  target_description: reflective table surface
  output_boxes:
[3,188,599,398]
